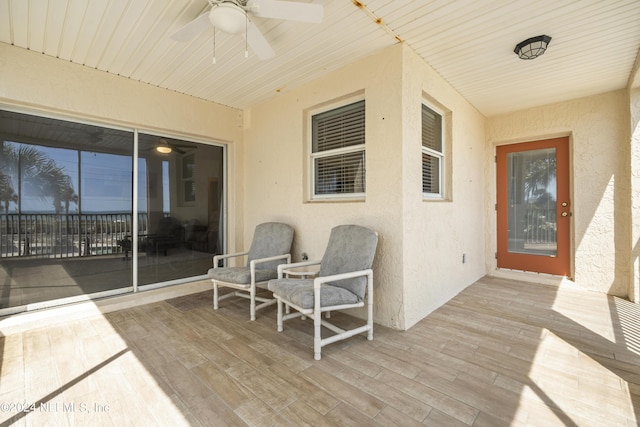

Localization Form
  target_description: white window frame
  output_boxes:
[179,152,196,206]
[309,97,366,201]
[422,102,445,199]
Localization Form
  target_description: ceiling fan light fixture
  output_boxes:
[156,144,172,154]
[514,35,551,60]
[209,3,246,34]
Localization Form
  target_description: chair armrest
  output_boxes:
[213,251,249,268]
[247,254,291,283]
[249,253,292,270]
[277,260,322,278]
[313,269,373,289]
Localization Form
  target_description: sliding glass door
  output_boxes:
[0,110,225,312]
[136,133,224,287]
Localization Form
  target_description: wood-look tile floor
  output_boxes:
[1,276,639,426]
[0,248,213,308]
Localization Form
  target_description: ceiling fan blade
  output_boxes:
[246,20,275,60]
[247,0,323,24]
[171,13,211,42]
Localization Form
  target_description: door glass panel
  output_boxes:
[0,110,134,309]
[137,134,224,286]
[507,148,557,256]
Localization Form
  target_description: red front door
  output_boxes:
[496,137,570,276]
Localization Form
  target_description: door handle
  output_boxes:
[561,212,568,217]
[561,202,568,207]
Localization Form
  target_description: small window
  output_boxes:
[310,100,365,199]
[422,104,443,198]
[181,153,195,204]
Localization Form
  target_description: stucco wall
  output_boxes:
[400,47,487,329]
[243,44,487,329]
[243,44,405,328]
[0,43,244,253]
[630,87,640,302]
[487,91,630,296]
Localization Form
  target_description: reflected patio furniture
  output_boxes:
[145,217,184,256]
[208,222,294,321]
[184,219,218,253]
[268,224,378,360]
[118,235,133,260]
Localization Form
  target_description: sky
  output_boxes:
[4,141,166,214]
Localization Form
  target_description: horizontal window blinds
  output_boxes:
[422,105,442,152]
[311,100,365,197]
[422,104,443,195]
[315,151,365,194]
[312,100,365,153]
[422,152,440,194]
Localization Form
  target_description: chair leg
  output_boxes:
[367,273,374,340]
[213,281,219,310]
[250,286,256,321]
[277,298,284,332]
[314,309,322,360]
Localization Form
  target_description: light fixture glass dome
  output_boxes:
[209,3,247,34]
[156,139,172,153]
[514,35,552,60]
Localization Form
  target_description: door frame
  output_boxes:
[495,136,572,277]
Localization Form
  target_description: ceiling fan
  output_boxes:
[171,0,323,60]
[154,139,195,154]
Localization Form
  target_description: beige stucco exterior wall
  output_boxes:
[630,86,640,302]
[486,91,631,297]
[243,45,405,329]
[0,43,245,253]
[400,47,487,328]
[243,44,487,329]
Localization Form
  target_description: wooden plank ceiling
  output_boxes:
[1,0,639,116]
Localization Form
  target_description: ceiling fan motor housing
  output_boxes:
[209,2,247,34]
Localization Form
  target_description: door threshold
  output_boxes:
[491,268,576,288]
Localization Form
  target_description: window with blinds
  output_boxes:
[422,104,443,197]
[311,100,365,198]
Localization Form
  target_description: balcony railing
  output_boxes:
[0,213,151,259]
[523,208,557,245]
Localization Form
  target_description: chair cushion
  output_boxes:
[247,222,294,271]
[208,267,277,285]
[318,225,378,300]
[268,278,360,309]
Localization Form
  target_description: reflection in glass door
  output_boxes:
[0,110,225,313]
[137,134,224,288]
[507,148,557,256]
[0,110,135,310]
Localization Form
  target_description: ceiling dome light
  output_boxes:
[514,35,552,60]
[156,140,172,154]
[209,3,246,34]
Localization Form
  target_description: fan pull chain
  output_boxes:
[245,15,249,58]
[212,28,217,64]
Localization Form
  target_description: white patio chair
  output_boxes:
[268,224,378,360]
[208,222,294,320]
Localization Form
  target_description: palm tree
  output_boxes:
[524,156,556,203]
[0,172,17,214]
[522,153,557,244]
[1,142,78,213]
[1,141,79,252]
